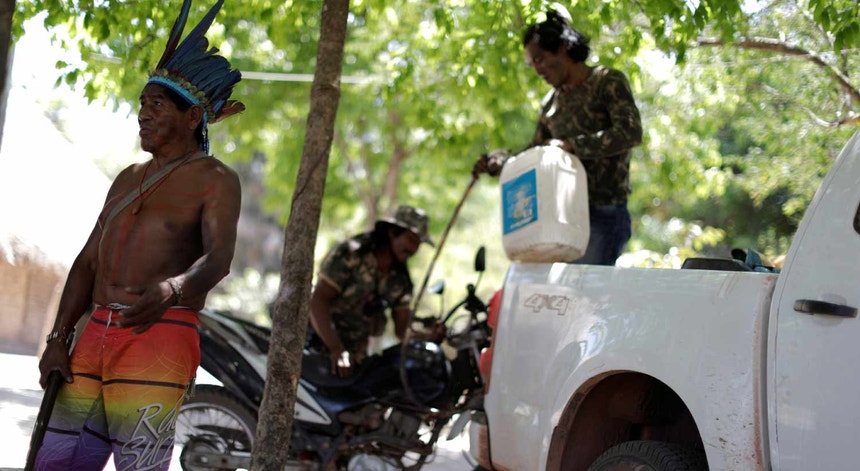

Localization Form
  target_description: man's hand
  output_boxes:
[409,319,448,344]
[426,320,447,343]
[117,281,175,333]
[330,349,354,378]
[38,341,73,389]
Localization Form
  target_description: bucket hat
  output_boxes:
[376,205,434,246]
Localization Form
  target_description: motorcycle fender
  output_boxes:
[295,379,332,425]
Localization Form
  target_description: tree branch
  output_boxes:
[759,83,860,128]
[694,37,860,106]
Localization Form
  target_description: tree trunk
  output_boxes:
[382,109,406,213]
[0,0,16,151]
[249,1,349,470]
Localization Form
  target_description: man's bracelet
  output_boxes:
[45,329,68,344]
[167,278,183,306]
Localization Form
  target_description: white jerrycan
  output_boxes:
[499,145,590,263]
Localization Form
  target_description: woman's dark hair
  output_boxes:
[162,86,205,148]
[522,9,590,63]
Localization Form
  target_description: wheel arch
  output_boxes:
[545,371,705,471]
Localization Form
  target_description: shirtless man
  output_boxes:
[34,1,244,469]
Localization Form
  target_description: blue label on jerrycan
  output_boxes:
[502,169,538,234]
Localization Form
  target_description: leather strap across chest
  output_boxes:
[103,154,208,228]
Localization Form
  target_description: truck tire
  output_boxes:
[587,440,708,471]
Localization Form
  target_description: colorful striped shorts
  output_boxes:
[35,305,200,471]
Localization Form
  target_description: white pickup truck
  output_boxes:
[469,130,860,471]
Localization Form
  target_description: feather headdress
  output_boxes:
[147,0,244,153]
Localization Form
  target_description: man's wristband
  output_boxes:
[167,278,183,306]
[45,329,68,345]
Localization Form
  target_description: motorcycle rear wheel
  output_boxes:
[176,385,257,471]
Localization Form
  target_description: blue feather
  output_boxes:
[182,0,225,50]
[150,0,243,128]
[155,0,192,70]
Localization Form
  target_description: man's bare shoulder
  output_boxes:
[190,155,238,175]
[183,155,240,187]
[113,161,147,184]
[104,161,147,199]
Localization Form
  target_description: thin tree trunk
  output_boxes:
[249,1,349,469]
[0,0,16,151]
[382,109,406,212]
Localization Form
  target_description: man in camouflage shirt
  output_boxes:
[474,8,642,266]
[308,205,435,377]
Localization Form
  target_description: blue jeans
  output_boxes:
[573,204,631,266]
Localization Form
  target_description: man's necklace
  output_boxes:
[132,150,197,215]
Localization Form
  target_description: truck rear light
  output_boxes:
[487,288,502,329]
[480,288,503,392]
[479,347,494,389]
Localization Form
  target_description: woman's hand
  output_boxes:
[472,149,510,178]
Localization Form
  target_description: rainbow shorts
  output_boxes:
[35,305,200,471]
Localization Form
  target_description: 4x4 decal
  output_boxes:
[523,293,570,316]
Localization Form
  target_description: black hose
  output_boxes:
[400,175,478,409]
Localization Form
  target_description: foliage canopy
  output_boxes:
[14,0,860,270]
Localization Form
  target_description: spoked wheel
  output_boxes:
[588,440,708,471]
[175,385,257,471]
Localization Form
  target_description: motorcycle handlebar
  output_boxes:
[441,284,487,325]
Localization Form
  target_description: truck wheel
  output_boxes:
[587,440,708,471]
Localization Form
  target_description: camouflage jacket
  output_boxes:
[530,65,643,206]
[317,232,413,356]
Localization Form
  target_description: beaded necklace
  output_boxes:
[132,150,198,215]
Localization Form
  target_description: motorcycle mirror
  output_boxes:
[474,246,486,273]
[429,280,445,295]
[428,280,445,319]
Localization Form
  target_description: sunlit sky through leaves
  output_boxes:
[1,16,141,266]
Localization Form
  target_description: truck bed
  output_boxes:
[484,263,778,470]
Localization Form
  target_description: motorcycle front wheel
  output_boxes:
[175,385,257,471]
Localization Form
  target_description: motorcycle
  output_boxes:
[175,247,492,470]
